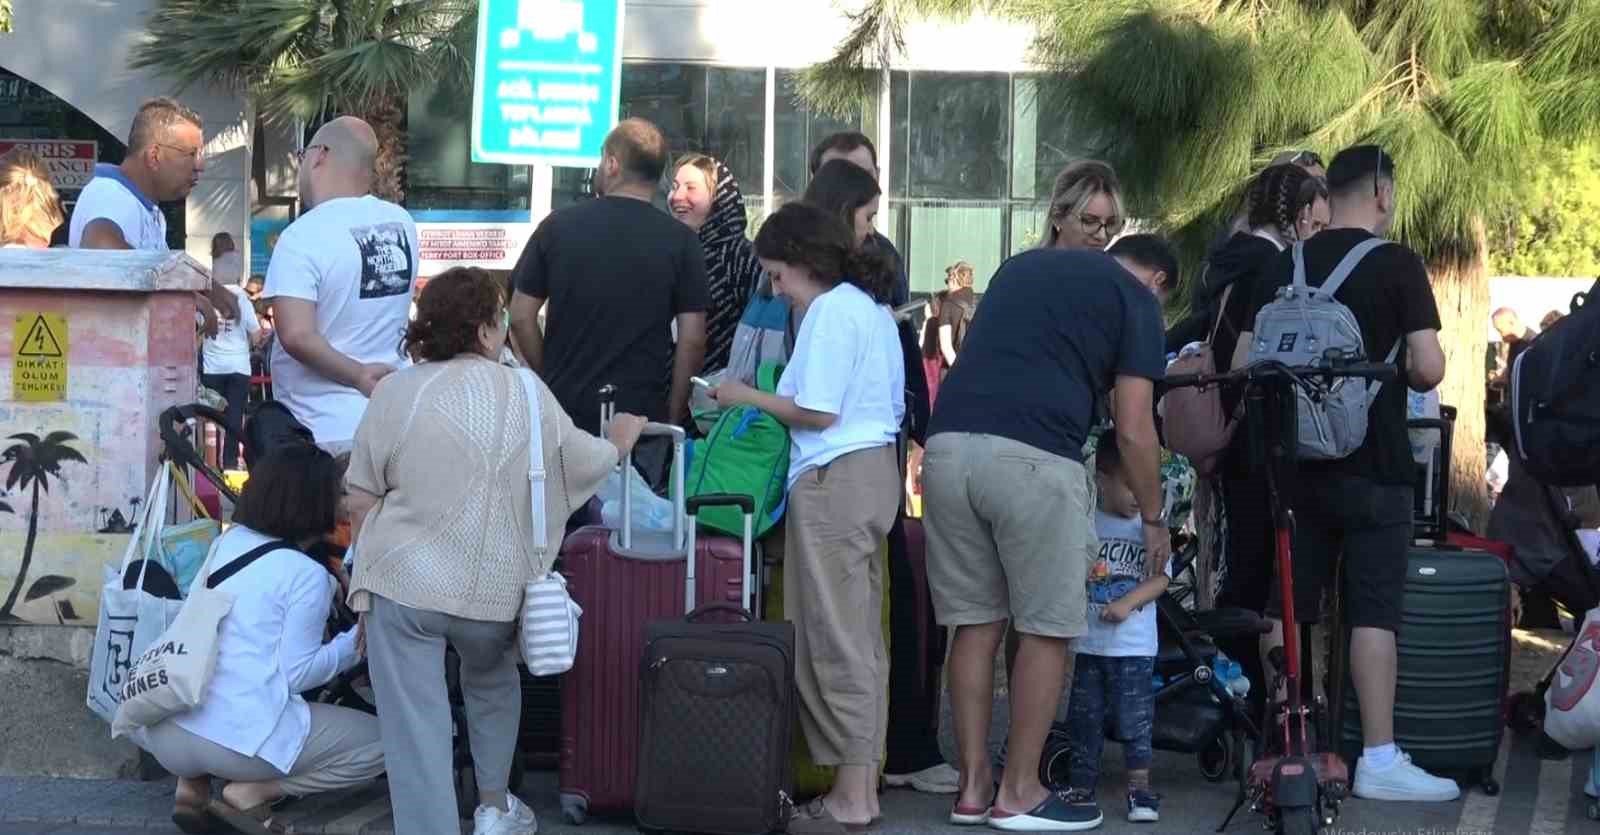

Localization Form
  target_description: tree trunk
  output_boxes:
[1428,239,1490,532]
[0,485,40,619]
[364,95,407,204]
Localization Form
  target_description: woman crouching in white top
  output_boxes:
[136,447,380,835]
[711,201,905,833]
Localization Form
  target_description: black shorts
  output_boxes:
[1267,475,1412,632]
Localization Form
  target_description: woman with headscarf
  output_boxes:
[670,155,762,374]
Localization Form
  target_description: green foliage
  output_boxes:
[132,0,473,125]
[1491,142,1600,277]
[0,0,12,35]
[806,0,1600,271]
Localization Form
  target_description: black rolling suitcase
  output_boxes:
[635,495,795,834]
[1333,415,1511,794]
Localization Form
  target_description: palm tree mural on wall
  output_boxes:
[0,432,87,621]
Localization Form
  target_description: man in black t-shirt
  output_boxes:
[509,119,710,435]
[1235,145,1454,803]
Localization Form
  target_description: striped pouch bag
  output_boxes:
[514,368,582,676]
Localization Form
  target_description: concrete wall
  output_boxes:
[5,0,250,262]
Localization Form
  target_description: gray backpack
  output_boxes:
[1245,238,1400,461]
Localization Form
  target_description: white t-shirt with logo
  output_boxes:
[1077,510,1173,658]
[264,196,418,445]
[202,285,261,377]
[776,282,905,487]
[68,165,168,250]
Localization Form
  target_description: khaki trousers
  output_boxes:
[141,703,384,797]
[784,445,900,767]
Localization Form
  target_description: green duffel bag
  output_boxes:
[687,362,790,539]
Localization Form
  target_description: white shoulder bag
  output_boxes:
[514,369,582,676]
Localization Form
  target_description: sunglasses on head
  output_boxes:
[1288,150,1324,168]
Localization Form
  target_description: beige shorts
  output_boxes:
[922,432,1090,639]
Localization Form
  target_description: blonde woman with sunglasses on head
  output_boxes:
[0,148,65,249]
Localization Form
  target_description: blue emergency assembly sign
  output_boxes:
[471,0,625,167]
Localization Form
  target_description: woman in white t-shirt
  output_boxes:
[201,250,262,468]
[711,202,905,833]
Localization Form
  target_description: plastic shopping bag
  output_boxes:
[1546,610,1600,750]
[599,463,676,536]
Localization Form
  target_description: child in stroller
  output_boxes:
[159,403,523,819]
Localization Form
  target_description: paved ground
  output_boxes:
[0,726,1593,835]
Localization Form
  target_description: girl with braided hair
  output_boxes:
[1184,163,1328,723]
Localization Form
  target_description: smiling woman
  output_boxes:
[668,153,761,374]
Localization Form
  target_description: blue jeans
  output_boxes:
[1067,654,1155,791]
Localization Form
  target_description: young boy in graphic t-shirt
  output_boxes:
[1066,433,1172,824]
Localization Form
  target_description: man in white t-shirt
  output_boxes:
[263,116,418,450]
[69,97,240,332]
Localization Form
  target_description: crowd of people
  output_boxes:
[0,94,1479,835]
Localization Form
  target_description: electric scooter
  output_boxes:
[1162,351,1396,835]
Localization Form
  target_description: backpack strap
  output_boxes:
[515,369,549,562]
[205,539,298,589]
[1290,241,1309,290]
[1207,283,1237,345]
[755,361,784,394]
[1316,238,1389,299]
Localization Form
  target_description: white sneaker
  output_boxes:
[885,763,961,794]
[473,794,538,835]
[1352,750,1461,802]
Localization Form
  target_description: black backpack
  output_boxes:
[244,401,318,467]
[1509,279,1600,486]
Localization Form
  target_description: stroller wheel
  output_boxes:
[1039,729,1074,789]
[1199,735,1231,783]
[1508,690,1544,733]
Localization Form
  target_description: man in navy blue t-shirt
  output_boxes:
[922,248,1168,830]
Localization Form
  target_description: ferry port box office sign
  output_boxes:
[0,141,97,190]
[471,0,624,167]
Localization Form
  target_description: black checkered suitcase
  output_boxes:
[635,495,795,835]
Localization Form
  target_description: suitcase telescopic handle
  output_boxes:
[685,493,758,616]
[686,601,754,623]
[686,494,755,515]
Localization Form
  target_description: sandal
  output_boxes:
[171,803,220,834]
[786,798,875,835]
[206,800,286,835]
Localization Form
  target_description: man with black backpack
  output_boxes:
[937,261,977,369]
[1233,145,1454,802]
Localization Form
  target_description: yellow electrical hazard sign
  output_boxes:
[13,313,67,402]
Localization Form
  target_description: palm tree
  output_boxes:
[807,0,1600,526]
[0,432,87,620]
[132,0,477,203]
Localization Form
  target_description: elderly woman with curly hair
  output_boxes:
[345,267,648,835]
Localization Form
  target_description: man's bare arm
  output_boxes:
[670,312,708,425]
[272,297,392,396]
[509,291,546,373]
[78,219,132,250]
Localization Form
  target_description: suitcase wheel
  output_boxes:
[1586,800,1599,821]
[561,792,588,826]
[1480,776,1500,796]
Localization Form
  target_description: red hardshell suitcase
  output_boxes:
[557,419,759,825]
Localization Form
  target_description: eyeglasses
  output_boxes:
[295,144,331,163]
[157,143,203,163]
[1077,213,1122,237]
[1287,150,1324,169]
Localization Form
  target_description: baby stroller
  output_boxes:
[1040,537,1267,801]
[159,404,524,818]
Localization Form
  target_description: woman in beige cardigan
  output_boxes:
[345,267,646,835]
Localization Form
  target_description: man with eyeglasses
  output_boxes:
[70,97,241,334]
[261,117,419,454]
